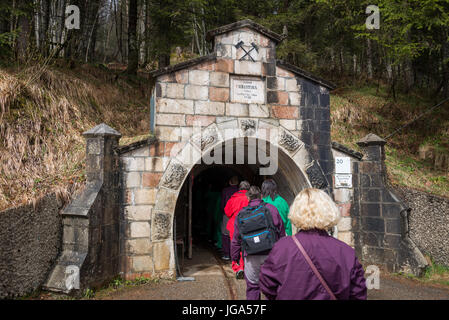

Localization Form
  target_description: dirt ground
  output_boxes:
[90,243,449,301]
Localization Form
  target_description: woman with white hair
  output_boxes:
[259,188,367,300]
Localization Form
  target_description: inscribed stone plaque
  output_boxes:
[231,77,265,104]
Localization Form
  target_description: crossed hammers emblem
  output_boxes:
[235,41,259,62]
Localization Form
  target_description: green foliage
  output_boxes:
[331,83,449,198]
[354,0,449,65]
[108,275,155,290]
[83,288,95,299]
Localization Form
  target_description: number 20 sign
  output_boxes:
[335,157,351,174]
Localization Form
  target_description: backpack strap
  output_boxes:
[255,202,279,243]
[291,236,337,300]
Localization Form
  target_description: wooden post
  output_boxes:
[187,173,193,259]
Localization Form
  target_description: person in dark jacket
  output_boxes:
[225,181,250,278]
[259,188,367,300]
[231,186,285,300]
[261,179,292,236]
[220,176,239,260]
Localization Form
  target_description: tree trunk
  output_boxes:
[366,38,373,80]
[16,0,31,62]
[339,48,344,74]
[17,13,30,62]
[126,0,139,74]
[403,60,414,92]
[330,47,335,72]
[158,54,170,69]
[33,0,40,49]
[138,1,146,65]
[144,0,151,66]
[85,5,100,63]
[353,54,357,77]
[40,0,50,55]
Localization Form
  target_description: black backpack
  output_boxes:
[237,203,277,255]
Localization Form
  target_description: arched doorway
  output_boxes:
[150,119,328,277]
[172,135,311,274]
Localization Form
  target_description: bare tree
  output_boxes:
[126,0,138,74]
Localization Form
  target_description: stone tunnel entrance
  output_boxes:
[172,136,311,274]
[43,19,429,293]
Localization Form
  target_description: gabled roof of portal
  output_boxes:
[150,55,336,90]
[150,54,216,78]
[150,19,336,90]
[276,60,336,90]
[206,19,285,44]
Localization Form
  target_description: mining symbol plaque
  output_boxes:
[231,77,265,104]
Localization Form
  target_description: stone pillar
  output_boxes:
[357,133,386,162]
[82,124,122,286]
[84,124,121,185]
[44,123,122,293]
[354,133,427,275]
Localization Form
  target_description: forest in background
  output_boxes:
[0,0,448,210]
[0,0,448,97]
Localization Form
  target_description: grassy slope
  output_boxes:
[331,84,449,198]
[0,63,151,211]
[1,63,447,211]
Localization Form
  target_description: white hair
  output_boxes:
[289,188,341,231]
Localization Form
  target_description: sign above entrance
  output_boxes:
[230,77,265,104]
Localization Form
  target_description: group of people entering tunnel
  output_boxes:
[196,174,367,300]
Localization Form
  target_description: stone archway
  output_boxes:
[151,118,327,276]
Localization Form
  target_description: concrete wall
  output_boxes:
[396,186,449,267]
[0,193,63,299]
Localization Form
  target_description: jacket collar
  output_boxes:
[248,198,263,206]
[298,228,330,236]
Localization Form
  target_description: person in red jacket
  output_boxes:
[220,176,240,261]
[224,180,250,279]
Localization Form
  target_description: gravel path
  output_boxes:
[96,243,449,301]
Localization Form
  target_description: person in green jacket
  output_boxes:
[261,179,292,236]
[205,184,223,249]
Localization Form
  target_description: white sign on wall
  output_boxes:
[335,174,353,188]
[335,157,351,174]
[231,77,265,104]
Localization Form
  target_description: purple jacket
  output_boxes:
[221,185,239,235]
[259,229,367,300]
[221,185,239,211]
[231,199,286,262]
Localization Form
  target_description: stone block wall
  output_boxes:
[116,24,335,278]
[351,135,428,275]
[0,193,64,298]
[296,77,333,189]
[396,186,449,267]
[119,140,175,279]
[330,137,428,275]
[331,144,363,247]
[153,29,333,191]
